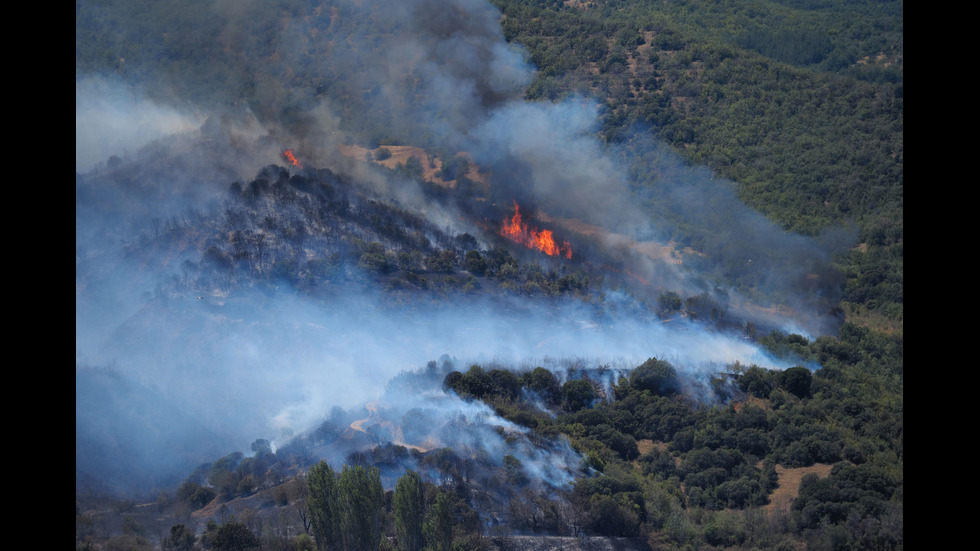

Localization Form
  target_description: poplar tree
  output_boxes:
[306,461,339,550]
[423,491,453,551]
[393,470,425,551]
[337,465,384,551]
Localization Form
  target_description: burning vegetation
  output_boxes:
[500,202,572,259]
[281,149,302,169]
[75,0,902,547]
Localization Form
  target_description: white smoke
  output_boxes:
[76,0,842,496]
[75,76,205,173]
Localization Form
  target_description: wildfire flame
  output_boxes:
[282,149,302,169]
[500,202,572,258]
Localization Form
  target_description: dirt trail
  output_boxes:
[349,401,429,453]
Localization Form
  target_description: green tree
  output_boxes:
[393,470,425,551]
[250,438,272,454]
[307,460,339,550]
[657,291,683,316]
[587,495,641,537]
[737,365,776,398]
[464,250,487,275]
[792,462,902,548]
[459,364,491,398]
[524,367,561,405]
[423,491,453,551]
[443,371,464,393]
[337,464,384,551]
[208,452,244,499]
[488,369,521,399]
[779,366,813,399]
[176,481,216,510]
[162,524,196,551]
[630,358,680,396]
[563,379,596,411]
[426,249,458,273]
[211,522,258,551]
[294,533,316,551]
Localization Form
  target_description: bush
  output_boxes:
[779,366,813,398]
[630,358,680,396]
[212,522,258,551]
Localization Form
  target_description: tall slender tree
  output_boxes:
[306,461,339,551]
[337,464,384,551]
[423,491,453,551]
[393,470,425,551]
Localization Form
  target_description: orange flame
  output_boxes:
[282,149,302,169]
[500,202,572,258]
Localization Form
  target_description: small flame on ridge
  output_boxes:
[282,149,302,169]
[500,202,572,258]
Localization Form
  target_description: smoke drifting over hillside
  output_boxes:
[76,0,845,495]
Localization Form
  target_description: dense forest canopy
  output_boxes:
[77,1,901,550]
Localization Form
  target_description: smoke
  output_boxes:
[75,76,205,173]
[76,0,846,496]
[76,221,797,495]
[79,274,794,448]
[344,378,585,491]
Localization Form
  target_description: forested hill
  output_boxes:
[77,1,901,550]
[495,0,902,230]
[490,0,902,329]
[76,0,902,331]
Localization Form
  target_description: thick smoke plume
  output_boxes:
[76,0,845,496]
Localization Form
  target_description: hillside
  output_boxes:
[76,1,901,550]
[76,140,902,550]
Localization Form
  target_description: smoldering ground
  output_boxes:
[77,0,846,495]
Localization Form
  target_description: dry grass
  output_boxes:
[337,144,487,190]
[635,437,834,516]
[765,463,833,513]
[636,438,658,457]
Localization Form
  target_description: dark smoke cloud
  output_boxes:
[76,0,846,495]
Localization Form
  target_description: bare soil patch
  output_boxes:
[765,463,833,513]
[337,144,487,190]
[635,438,658,457]
[634,437,833,515]
[339,144,445,182]
[733,395,769,412]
